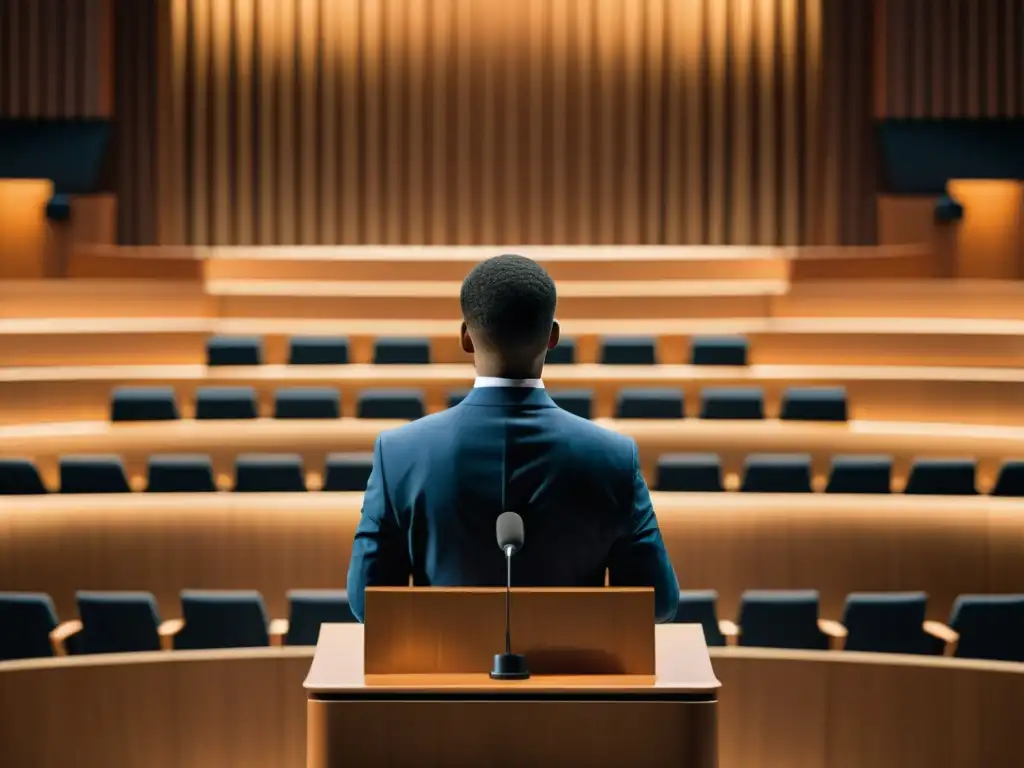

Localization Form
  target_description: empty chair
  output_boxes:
[736,590,829,650]
[110,386,180,422]
[672,591,726,646]
[234,454,306,492]
[546,339,577,365]
[0,458,47,495]
[741,454,813,493]
[76,591,162,654]
[282,590,357,646]
[904,458,977,495]
[274,387,341,419]
[0,593,61,661]
[826,455,893,494]
[699,387,765,420]
[599,336,657,365]
[780,387,848,422]
[690,336,748,366]
[357,390,425,420]
[288,336,349,365]
[322,453,373,492]
[146,454,217,493]
[172,590,270,650]
[840,592,932,655]
[551,390,593,420]
[59,455,130,494]
[656,454,723,492]
[615,389,684,419]
[194,386,259,420]
[946,595,1024,662]
[991,460,1024,497]
[206,335,262,366]
[373,337,431,365]
[447,390,469,408]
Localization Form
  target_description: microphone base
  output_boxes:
[490,653,530,680]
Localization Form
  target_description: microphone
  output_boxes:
[490,511,530,680]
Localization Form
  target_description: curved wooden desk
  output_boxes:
[4,362,1024,426]
[4,493,1023,622]
[1,644,1021,767]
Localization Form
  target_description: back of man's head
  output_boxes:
[460,254,557,359]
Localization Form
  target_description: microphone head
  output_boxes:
[496,511,525,554]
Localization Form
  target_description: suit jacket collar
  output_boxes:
[460,386,557,409]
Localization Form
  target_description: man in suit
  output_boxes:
[347,254,680,622]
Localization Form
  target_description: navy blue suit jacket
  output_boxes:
[346,386,680,622]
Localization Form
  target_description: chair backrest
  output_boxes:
[0,458,47,495]
[194,386,260,420]
[699,387,765,420]
[550,390,593,420]
[322,453,374,492]
[110,386,180,422]
[741,454,813,493]
[288,336,349,365]
[273,387,341,419]
[76,591,162,654]
[234,454,307,492]
[599,336,657,365]
[780,387,849,422]
[690,336,749,366]
[991,460,1024,497]
[656,454,723,492]
[146,454,217,492]
[737,590,829,650]
[0,593,59,661]
[545,339,577,364]
[206,335,262,366]
[949,594,1024,662]
[840,592,930,654]
[357,390,425,420]
[285,589,357,645]
[672,590,726,646]
[615,389,684,419]
[904,458,977,495]
[826,455,893,494]
[175,590,270,650]
[373,337,431,365]
[59,455,131,494]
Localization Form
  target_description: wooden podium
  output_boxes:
[304,588,720,767]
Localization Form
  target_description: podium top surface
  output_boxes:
[304,623,721,694]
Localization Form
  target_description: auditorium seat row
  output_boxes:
[3,454,1023,495]
[2,589,1020,663]
[110,385,847,422]
[204,334,749,367]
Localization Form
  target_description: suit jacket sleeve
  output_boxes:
[606,441,680,623]
[346,436,412,622]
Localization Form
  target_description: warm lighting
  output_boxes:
[947,179,1024,279]
[0,178,54,279]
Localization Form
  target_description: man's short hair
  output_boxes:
[460,254,557,350]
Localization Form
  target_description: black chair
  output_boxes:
[447,390,470,408]
[288,336,349,365]
[206,335,262,366]
[699,387,765,420]
[282,590,357,646]
[904,458,977,495]
[546,340,577,365]
[825,455,893,494]
[741,454,813,493]
[194,386,259,420]
[551,390,593,419]
[59,455,131,494]
[736,590,829,650]
[110,386,180,422]
[373,337,431,365]
[234,454,307,492]
[672,591,726,646]
[357,390,425,420]
[322,454,374,491]
[944,594,1024,662]
[599,336,657,365]
[839,592,932,655]
[0,593,61,660]
[991,460,1024,497]
[76,591,162,654]
[655,454,723,492]
[0,458,47,495]
[615,389,684,419]
[690,336,748,366]
[146,454,217,493]
[780,387,849,422]
[273,388,341,419]
[173,590,270,650]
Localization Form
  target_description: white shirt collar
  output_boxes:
[474,376,545,389]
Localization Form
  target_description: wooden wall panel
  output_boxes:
[876,0,1024,118]
[113,0,877,246]
[0,0,113,118]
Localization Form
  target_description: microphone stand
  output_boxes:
[490,544,530,680]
